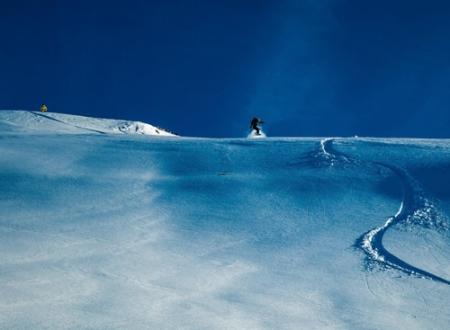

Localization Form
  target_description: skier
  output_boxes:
[250,117,264,135]
[40,104,48,112]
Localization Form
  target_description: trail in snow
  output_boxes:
[320,138,352,164]
[320,138,450,285]
[319,138,336,166]
[292,137,346,168]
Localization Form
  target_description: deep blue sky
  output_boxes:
[1,0,449,137]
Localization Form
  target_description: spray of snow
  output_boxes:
[247,129,266,139]
[0,110,176,137]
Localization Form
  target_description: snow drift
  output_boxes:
[0,111,449,329]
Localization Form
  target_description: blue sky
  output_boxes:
[1,0,449,137]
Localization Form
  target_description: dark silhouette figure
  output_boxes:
[250,117,263,135]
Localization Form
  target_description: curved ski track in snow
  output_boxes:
[320,138,450,285]
[320,138,333,158]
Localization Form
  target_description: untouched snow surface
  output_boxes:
[1,111,450,329]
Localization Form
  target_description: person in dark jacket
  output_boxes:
[250,117,263,135]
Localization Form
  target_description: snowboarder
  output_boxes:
[40,104,48,112]
[250,117,263,135]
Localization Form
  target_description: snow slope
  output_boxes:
[0,111,449,329]
[0,110,176,136]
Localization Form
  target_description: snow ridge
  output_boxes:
[321,138,450,285]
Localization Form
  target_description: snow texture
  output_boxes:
[1,111,450,329]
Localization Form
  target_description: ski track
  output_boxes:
[320,138,450,286]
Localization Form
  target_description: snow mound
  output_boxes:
[0,110,176,136]
[117,121,173,136]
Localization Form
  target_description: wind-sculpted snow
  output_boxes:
[1,112,450,329]
[321,138,450,285]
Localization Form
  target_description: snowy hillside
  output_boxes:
[1,111,449,329]
[0,110,176,136]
